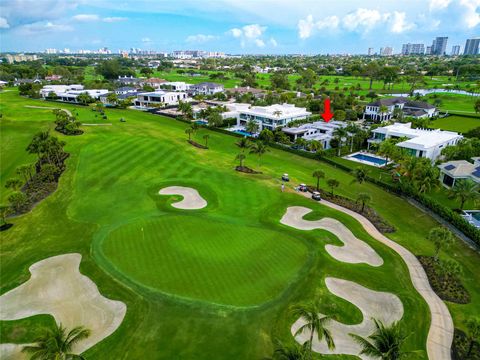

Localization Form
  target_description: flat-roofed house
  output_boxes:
[282,121,348,149]
[134,90,188,109]
[363,97,438,121]
[189,82,224,95]
[368,122,463,161]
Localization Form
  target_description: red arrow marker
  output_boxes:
[321,98,333,122]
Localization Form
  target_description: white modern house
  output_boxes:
[189,82,224,96]
[363,97,438,121]
[368,122,463,161]
[281,121,348,149]
[115,86,138,95]
[39,84,84,98]
[56,89,109,103]
[160,81,192,92]
[438,157,480,188]
[230,103,311,132]
[134,90,188,109]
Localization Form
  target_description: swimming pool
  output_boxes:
[350,153,387,166]
[233,130,252,137]
[463,211,480,228]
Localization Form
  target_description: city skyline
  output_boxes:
[0,0,479,54]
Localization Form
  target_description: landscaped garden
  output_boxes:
[1,89,479,359]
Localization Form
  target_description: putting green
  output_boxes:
[99,215,309,306]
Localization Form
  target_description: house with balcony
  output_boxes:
[438,157,480,188]
[363,97,438,121]
[281,121,348,149]
[160,81,192,92]
[39,84,84,98]
[189,82,224,96]
[56,89,109,103]
[232,103,311,132]
[134,90,188,109]
[368,122,462,161]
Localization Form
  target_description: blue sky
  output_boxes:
[0,0,479,54]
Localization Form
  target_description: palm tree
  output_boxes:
[249,141,270,166]
[273,110,283,117]
[351,167,368,185]
[22,323,90,360]
[295,137,307,150]
[203,134,210,148]
[327,179,340,196]
[235,153,246,168]
[350,319,410,360]
[185,127,194,141]
[466,318,480,357]
[291,302,335,359]
[333,127,348,156]
[312,170,325,191]
[245,119,259,134]
[438,259,462,284]
[356,192,371,212]
[269,339,309,360]
[378,105,389,121]
[307,140,323,153]
[427,226,454,262]
[448,179,479,210]
[235,137,250,152]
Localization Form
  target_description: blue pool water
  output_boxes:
[234,130,252,137]
[195,120,208,125]
[466,211,480,221]
[351,153,387,166]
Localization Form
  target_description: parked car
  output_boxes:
[312,191,321,201]
[282,173,290,182]
[299,183,308,192]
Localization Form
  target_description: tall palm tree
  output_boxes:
[291,302,335,359]
[350,319,410,360]
[351,167,368,185]
[235,153,246,168]
[356,192,371,212]
[312,170,325,191]
[378,105,389,121]
[203,134,210,148]
[249,141,270,166]
[448,179,479,210]
[235,137,250,152]
[22,323,90,360]
[333,127,348,156]
[245,119,259,134]
[269,339,309,360]
[185,127,194,141]
[427,226,454,262]
[327,178,340,196]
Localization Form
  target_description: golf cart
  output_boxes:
[312,191,322,201]
[282,173,290,182]
[298,184,308,192]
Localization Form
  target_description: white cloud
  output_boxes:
[460,0,480,28]
[72,14,99,22]
[269,37,278,47]
[103,17,127,23]
[141,37,152,43]
[186,34,217,43]
[390,11,415,33]
[0,16,10,29]
[429,0,452,11]
[19,21,73,34]
[343,8,387,32]
[297,14,339,39]
[227,24,267,47]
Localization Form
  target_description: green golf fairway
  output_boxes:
[100,215,308,306]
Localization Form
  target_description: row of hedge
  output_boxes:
[163,115,480,246]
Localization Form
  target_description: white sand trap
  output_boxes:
[292,277,403,359]
[281,206,383,266]
[0,343,26,360]
[0,253,126,356]
[159,186,207,209]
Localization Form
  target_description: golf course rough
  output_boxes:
[280,206,383,266]
[159,186,207,209]
[292,277,404,359]
[0,254,126,357]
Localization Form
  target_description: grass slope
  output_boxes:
[0,89,478,359]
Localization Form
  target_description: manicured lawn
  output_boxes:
[1,89,479,359]
[424,93,479,114]
[430,115,480,133]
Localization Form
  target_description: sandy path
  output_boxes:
[297,195,454,360]
[24,105,72,116]
[0,253,126,356]
[292,277,404,359]
[280,206,383,266]
[159,186,207,210]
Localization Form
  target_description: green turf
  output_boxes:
[430,115,480,133]
[0,89,479,359]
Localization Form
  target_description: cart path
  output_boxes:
[297,193,453,360]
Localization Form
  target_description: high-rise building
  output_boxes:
[464,38,480,55]
[401,43,425,55]
[451,45,461,56]
[368,47,374,56]
[380,47,393,56]
[425,46,432,55]
[431,36,448,55]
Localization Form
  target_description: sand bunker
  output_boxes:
[159,186,207,210]
[292,277,403,359]
[0,253,126,356]
[281,206,383,266]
